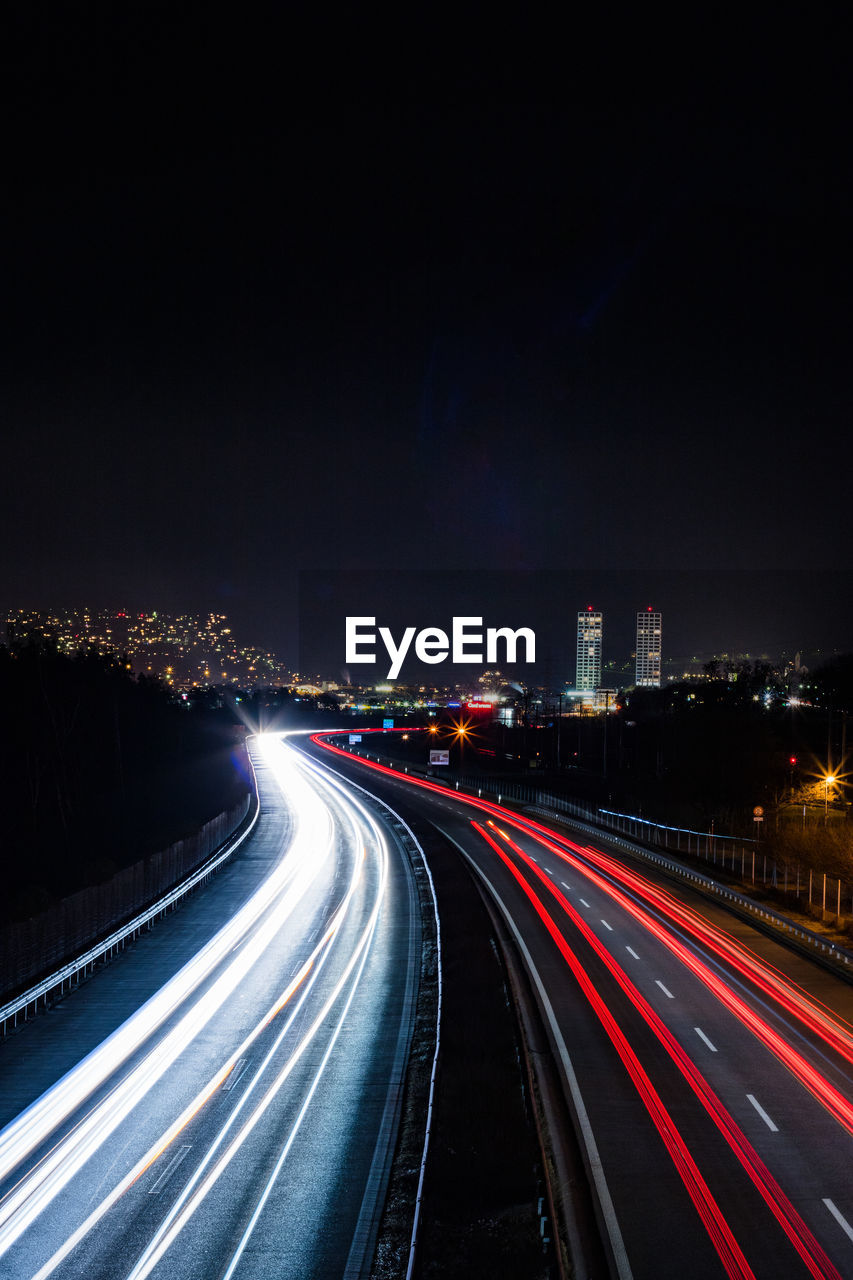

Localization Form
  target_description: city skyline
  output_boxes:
[2,599,841,695]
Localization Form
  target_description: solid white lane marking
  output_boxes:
[655,980,674,999]
[149,1146,192,1195]
[561,881,571,891]
[580,899,591,908]
[747,1094,778,1132]
[437,832,634,1280]
[601,920,613,931]
[694,1028,717,1052]
[625,946,640,960]
[823,1199,853,1243]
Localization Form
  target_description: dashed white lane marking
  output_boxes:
[561,881,571,891]
[579,899,591,908]
[529,856,538,863]
[625,946,640,960]
[222,1058,249,1091]
[545,868,554,876]
[824,1199,853,1243]
[694,1027,718,1052]
[149,1145,192,1195]
[747,1094,778,1132]
[600,919,613,931]
[655,980,674,999]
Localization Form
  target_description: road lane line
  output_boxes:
[655,981,674,999]
[694,1028,717,1052]
[561,881,571,891]
[600,920,613,931]
[222,1059,249,1092]
[746,1095,778,1132]
[625,947,639,960]
[579,899,591,908]
[823,1199,853,1243]
[149,1146,191,1195]
[441,844,633,1280]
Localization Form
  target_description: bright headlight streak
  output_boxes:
[0,842,329,1252]
[29,741,384,1280]
[0,745,338,1260]
[123,771,388,1280]
[220,896,378,1280]
[31,882,352,1280]
[0,741,330,1191]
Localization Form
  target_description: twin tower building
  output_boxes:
[576,606,662,692]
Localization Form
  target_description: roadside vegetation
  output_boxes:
[0,640,249,922]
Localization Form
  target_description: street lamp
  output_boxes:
[451,719,470,773]
[825,773,837,818]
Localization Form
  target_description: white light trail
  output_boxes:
[0,739,350,1267]
[12,737,389,1280]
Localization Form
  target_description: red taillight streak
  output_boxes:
[470,822,756,1280]
[313,738,853,1131]
[495,821,853,1139]
[317,734,853,1059]
[562,837,853,1061]
[479,822,842,1280]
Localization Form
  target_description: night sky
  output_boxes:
[2,18,851,672]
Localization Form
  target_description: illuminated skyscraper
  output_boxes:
[635,607,662,687]
[576,607,603,690]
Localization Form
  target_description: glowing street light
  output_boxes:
[825,773,837,818]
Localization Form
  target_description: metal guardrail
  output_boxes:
[0,756,260,1037]
[342,742,853,973]
[525,804,853,973]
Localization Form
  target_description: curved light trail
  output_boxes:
[474,820,843,1280]
[313,730,853,1278]
[314,734,853,1127]
[0,735,396,1280]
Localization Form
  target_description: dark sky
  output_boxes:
[2,18,851,669]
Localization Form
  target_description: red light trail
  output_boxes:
[312,730,853,1275]
[473,821,843,1280]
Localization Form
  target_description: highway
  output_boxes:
[306,732,853,1280]
[0,735,422,1280]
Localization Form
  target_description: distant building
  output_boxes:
[635,607,662,687]
[576,608,603,691]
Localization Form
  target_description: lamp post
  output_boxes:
[453,721,469,774]
[825,773,837,820]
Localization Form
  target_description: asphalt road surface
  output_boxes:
[307,732,853,1280]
